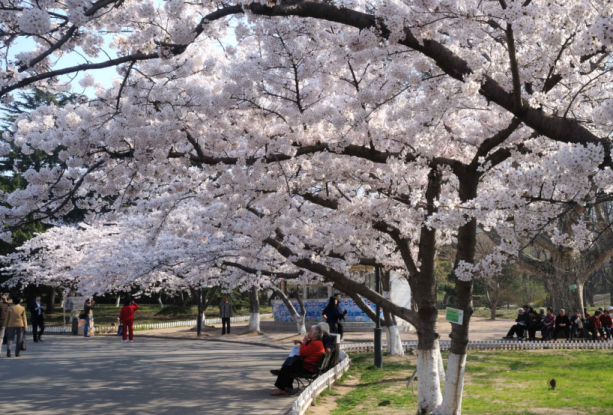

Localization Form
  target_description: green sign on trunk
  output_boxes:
[569,284,577,291]
[445,307,464,325]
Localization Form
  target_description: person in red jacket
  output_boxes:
[600,309,613,340]
[119,300,139,343]
[585,310,603,341]
[270,325,325,396]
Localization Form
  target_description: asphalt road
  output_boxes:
[1,335,294,415]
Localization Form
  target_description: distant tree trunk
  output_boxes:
[158,295,164,308]
[116,295,121,307]
[45,286,56,314]
[484,281,499,321]
[585,282,595,307]
[442,292,451,308]
[272,287,306,334]
[382,271,404,356]
[249,286,261,332]
[176,291,184,305]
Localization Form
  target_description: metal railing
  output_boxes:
[339,339,613,353]
[25,314,273,334]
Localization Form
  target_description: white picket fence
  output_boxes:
[339,339,613,353]
[26,314,273,334]
[291,356,352,415]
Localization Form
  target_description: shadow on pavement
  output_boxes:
[2,336,293,415]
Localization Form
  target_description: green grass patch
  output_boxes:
[40,305,272,326]
[331,350,613,415]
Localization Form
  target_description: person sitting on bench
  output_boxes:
[528,309,541,340]
[585,310,604,341]
[503,307,529,340]
[541,307,555,340]
[570,310,584,339]
[553,309,571,341]
[270,325,325,396]
[599,308,612,340]
[318,322,336,353]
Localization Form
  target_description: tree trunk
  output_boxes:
[272,287,306,334]
[485,282,499,321]
[382,272,405,356]
[442,292,452,308]
[610,281,613,306]
[116,295,121,307]
[158,295,164,308]
[414,170,444,413]
[547,276,584,313]
[585,283,595,307]
[383,310,404,356]
[249,286,261,332]
[45,286,56,314]
[436,175,477,415]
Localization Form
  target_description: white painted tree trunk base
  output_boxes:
[437,344,445,381]
[386,325,404,356]
[417,348,443,413]
[296,316,307,335]
[434,352,467,415]
[249,312,260,332]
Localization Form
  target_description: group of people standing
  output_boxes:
[1,293,49,357]
[1,294,27,357]
[505,305,613,341]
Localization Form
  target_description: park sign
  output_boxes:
[64,297,86,311]
[569,284,578,291]
[445,307,464,325]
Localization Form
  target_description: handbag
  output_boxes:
[285,355,302,366]
[117,325,123,336]
[20,339,26,351]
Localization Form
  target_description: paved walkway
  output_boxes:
[1,336,294,415]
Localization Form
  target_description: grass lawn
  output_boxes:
[40,305,272,326]
[320,350,613,415]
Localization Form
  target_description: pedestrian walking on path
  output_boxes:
[0,293,10,357]
[119,300,139,343]
[29,295,45,342]
[83,299,95,337]
[4,296,27,357]
[219,296,233,335]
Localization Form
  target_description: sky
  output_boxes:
[12,35,119,98]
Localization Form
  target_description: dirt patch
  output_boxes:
[237,330,266,337]
[308,374,360,415]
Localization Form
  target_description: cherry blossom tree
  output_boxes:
[4,1,613,413]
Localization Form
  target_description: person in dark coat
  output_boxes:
[29,295,45,342]
[322,297,340,334]
[219,296,233,335]
[570,310,584,340]
[541,307,555,340]
[527,309,541,340]
[503,307,529,340]
[334,294,348,339]
[553,309,571,341]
